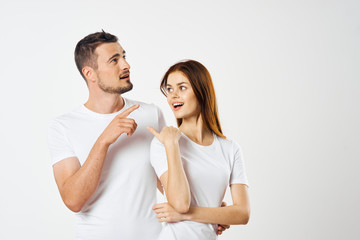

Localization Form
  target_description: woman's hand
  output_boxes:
[217,202,230,235]
[147,126,181,146]
[152,202,185,223]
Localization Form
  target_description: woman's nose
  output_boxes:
[171,89,180,98]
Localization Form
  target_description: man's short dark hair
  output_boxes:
[74,30,118,80]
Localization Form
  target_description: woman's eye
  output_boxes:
[167,88,173,93]
[180,86,186,90]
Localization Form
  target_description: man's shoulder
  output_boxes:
[124,98,160,112]
[49,106,84,127]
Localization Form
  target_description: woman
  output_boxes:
[147,60,250,240]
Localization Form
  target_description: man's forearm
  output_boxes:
[61,138,109,212]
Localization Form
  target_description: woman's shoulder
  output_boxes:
[215,135,243,155]
[216,135,238,146]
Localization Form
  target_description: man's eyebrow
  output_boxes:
[107,53,120,63]
[107,51,126,63]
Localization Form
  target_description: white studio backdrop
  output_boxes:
[0,0,359,239]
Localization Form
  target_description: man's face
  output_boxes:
[94,42,132,94]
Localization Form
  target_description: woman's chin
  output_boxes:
[173,112,183,119]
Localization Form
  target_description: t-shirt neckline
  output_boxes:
[180,131,217,150]
[80,98,128,118]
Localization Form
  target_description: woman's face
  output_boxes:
[166,71,201,120]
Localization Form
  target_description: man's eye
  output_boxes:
[111,58,118,63]
[123,55,126,60]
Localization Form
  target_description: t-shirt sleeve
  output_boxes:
[156,106,166,132]
[149,137,168,178]
[230,141,249,187]
[47,119,76,166]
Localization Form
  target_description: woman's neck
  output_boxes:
[179,115,214,146]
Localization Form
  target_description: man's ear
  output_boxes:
[82,66,96,83]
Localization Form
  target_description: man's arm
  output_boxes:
[53,139,109,212]
[153,184,250,225]
[52,104,139,212]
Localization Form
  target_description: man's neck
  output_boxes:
[84,93,125,114]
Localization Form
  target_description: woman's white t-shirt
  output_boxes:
[150,133,248,240]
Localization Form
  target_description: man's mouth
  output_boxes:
[172,102,184,111]
[120,72,130,80]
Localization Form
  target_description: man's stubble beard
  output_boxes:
[98,78,133,94]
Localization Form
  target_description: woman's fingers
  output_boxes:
[156,212,167,218]
[217,224,230,235]
[152,203,167,210]
[147,126,160,138]
[153,208,164,214]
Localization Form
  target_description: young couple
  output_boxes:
[48,30,250,240]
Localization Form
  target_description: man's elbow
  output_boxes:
[64,198,84,213]
[68,205,82,213]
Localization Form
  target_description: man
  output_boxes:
[48,30,165,239]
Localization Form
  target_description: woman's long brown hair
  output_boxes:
[160,60,225,139]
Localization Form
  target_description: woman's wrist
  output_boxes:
[164,139,179,148]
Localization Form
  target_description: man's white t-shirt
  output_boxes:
[150,132,249,240]
[48,98,165,240]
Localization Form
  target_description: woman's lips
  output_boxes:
[173,105,182,111]
[172,102,184,111]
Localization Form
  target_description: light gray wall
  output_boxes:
[1,0,359,239]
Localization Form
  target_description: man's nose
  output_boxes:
[120,58,130,70]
